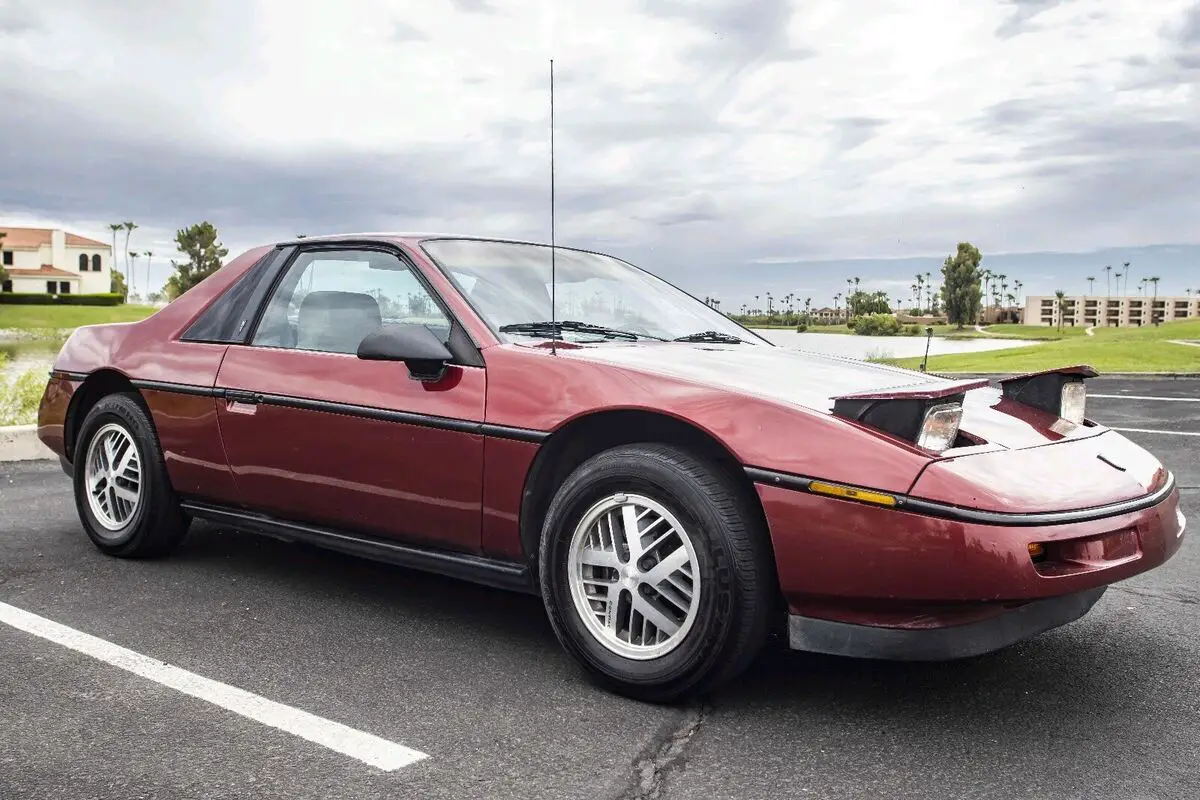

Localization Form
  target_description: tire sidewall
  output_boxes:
[540,451,739,692]
[73,395,158,552]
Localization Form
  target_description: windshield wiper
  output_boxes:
[498,320,665,341]
[672,331,746,344]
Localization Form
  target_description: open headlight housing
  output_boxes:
[916,402,963,452]
[998,365,1096,424]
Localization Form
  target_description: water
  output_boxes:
[752,329,1040,360]
[0,338,64,378]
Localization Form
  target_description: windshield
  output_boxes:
[420,238,769,344]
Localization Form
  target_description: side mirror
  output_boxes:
[357,324,453,382]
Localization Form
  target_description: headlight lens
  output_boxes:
[916,402,962,452]
[1060,381,1086,424]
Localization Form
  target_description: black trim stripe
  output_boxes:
[745,465,1177,527]
[50,370,90,382]
[130,378,222,398]
[129,378,548,443]
[181,500,535,594]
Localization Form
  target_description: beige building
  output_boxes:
[1025,294,1200,327]
[0,226,113,296]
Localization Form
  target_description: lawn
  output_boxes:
[0,303,159,333]
[884,319,1200,373]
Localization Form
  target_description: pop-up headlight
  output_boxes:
[916,402,963,453]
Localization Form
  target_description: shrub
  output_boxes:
[0,292,125,306]
[795,323,808,332]
[0,366,49,426]
[905,324,921,336]
[846,317,858,330]
[852,313,903,336]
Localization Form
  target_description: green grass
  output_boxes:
[884,319,1200,373]
[0,304,158,332]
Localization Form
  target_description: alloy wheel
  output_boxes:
[566,493,701,660]
[83,422,143,535]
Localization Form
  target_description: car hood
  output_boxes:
[554,341,948,411]
[547,341,1104,452]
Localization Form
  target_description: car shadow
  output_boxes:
[172,521,1186,723]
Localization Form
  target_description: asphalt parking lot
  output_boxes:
[1,376,1196,800]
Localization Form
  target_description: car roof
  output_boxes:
[274,232,555,248]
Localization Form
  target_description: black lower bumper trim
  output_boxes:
[180,500,535,594]
[787,587,1107,661]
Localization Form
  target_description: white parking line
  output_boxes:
[1091,394,1200,402]
[0,601,428,772]
[1111,427,1200,437]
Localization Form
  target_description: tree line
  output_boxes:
[726,242,1022,331]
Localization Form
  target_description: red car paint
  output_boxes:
[36,234,1185,650]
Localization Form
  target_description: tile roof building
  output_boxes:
[1,226,114,296]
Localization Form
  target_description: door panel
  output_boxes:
[213,246,488,554]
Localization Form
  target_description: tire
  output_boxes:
[72,392,190,558]
[538,443,775,703]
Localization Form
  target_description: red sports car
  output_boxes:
[37,234,1187,702]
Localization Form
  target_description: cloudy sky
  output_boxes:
[2,0,1198,307]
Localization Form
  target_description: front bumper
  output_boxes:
[752,470,1185,657]
[788,587,1106,660]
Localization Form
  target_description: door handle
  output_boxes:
[224,389,262,404]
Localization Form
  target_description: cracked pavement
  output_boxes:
[0,377,1197,799]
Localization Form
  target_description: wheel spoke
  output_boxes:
[643,547,689,587]
[580,547,621,571]
[631,593,680,638]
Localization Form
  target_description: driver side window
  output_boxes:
[251,249,451,354]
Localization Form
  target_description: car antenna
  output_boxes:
[548,57,558,355]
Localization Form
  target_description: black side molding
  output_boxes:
[128,379,549,444]
[745,465,1177,527]
[180,500,537,594]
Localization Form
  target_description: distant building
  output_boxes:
[0,226,113,296]
[1025,294,1200,327]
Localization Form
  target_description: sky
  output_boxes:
[1,0,1198,309]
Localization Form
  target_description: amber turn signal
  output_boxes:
[1027,542,1045,559]
[808,481,899,507]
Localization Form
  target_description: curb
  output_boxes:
[0,425,56,462]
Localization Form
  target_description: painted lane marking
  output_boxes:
[1091,394,1200,403]
[0,601,428,772]
[1110,427,1200,437]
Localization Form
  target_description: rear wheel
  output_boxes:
[73,392,190,558]
[538,443,775,703]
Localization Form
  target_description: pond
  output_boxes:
[0,337,64,378]
[751,329,1039,360]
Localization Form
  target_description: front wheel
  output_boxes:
[538,443,776,703]
[73,392,190,558]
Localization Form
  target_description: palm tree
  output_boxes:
[143,251,153,299]
[1122,261,1131,295]
[833,292,842,322]
[846,278,854,316]
[127,251,139,302]
[1086,276,1095,295]
[121,221,137,296]
[108,223,123,285]
[1055,289,1066,332]
[1149,276,1161,324]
